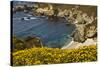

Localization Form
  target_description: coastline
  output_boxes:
[61,38,97,49]
[13,2,97,49]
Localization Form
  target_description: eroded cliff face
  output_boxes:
[67,7,97,43]
[34,4,97,43]
[13,3,97,43]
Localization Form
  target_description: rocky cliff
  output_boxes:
[34,4,97,43]
[13,3,97,44]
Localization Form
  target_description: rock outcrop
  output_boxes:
[13,3,97,44]
[34,4,97,43]
[12,36,43,52]
[69,8,97,43]
[25,36,43,48]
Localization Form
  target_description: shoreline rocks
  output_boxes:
[13,3,97,48]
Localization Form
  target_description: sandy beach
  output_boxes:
[61,38,97,49]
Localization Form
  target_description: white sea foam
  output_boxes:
[30,17,38,19]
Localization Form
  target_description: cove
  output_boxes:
[13,12,75,48]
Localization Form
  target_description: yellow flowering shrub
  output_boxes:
[12,45,97,66]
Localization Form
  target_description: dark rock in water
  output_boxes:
[21,17,30,20]
[21,17,24,20]
[27,17,30,19]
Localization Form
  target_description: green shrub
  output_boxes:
[12,36,25,52]
[12,45,97,66]
[12,36,43,52]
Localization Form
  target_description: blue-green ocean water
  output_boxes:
[13,12,75,48]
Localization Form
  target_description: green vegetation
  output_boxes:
[12,2,97,66]
[12,45,97,66]
[12,36,25,52]
[12,36,43,52]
